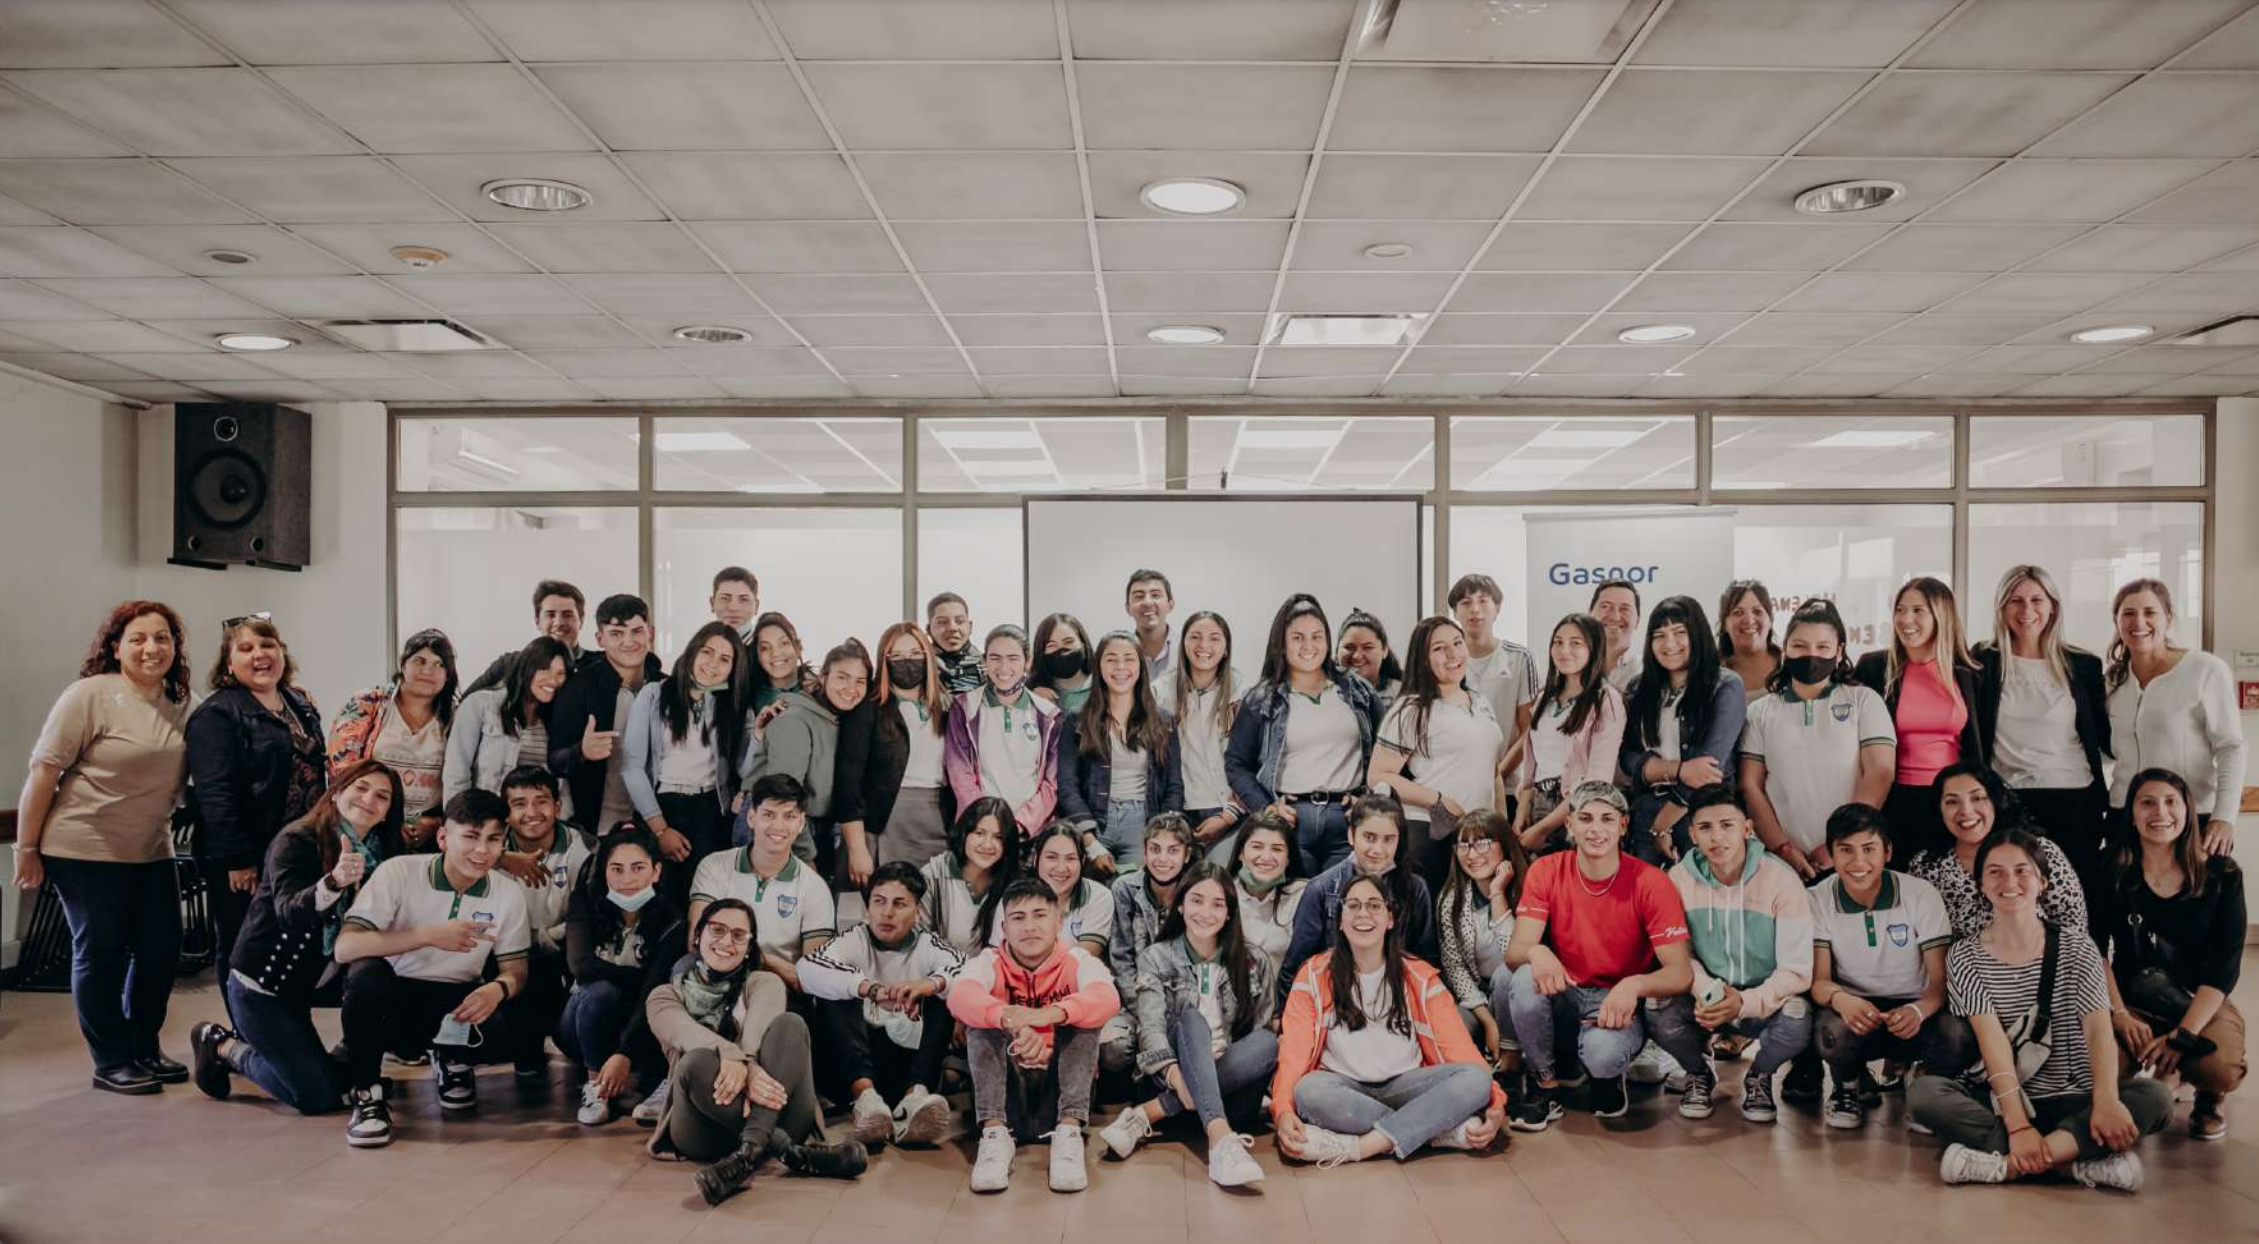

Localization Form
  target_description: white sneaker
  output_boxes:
[2072,1151,2145,1193]
[969,1124,1014,1193]
[1429,1117,1479,1151]
[893,1087,951,1147]
[1098,1106,1153,1159]
[1047,1125,1088,1193]
[1297,1123,1362,1169]
[1939,1143,2009,1186]
[631,1079,670,1127]
[576,1080,613,1126]
[1627,1042,1671,1085]
[851,1087,894,1145]
[1207,1133,1265,1187]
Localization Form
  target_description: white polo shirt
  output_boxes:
[1809,870,1951,1000]
[1376,693,1503,829]
[513,827,592,955]
[343,855,531,984]
[1740,681,1896,854]
[976,688,1052,811]
[1465,639,1539,757]
[689,848,837,962]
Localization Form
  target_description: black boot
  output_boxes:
[779,1138,869,1180]
[695,1142,765,1207]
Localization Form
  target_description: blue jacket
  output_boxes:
[1278,856,1435,1002]
[1056,710,1184,826]
[620,679,756,821]
[1223,671,1383,810]
[1618,669,1747,845]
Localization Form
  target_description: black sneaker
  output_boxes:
[780,1139,870,1180]
[1508,1085,1565,1133]
[136,1052,190,1084]
[347,1084,393,1148]
[434,1050,477,1112]
[1677,1073,1716,1120]
[1781,1057,1823,1104]
[1856,1066,1885,1106]
[1590,1075,1629,1119]
[189,1022,234,1101]
[1824,1085,1865,1130]
[1741,1072,1778,1124]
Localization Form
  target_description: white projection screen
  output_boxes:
[1022,495,1423,661]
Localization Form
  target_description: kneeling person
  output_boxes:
[499,766,591,1088]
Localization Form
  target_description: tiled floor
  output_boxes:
[3,962,2257,1244]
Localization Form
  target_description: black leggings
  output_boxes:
[666,1015,824,1162]
[2019,784,2108,938]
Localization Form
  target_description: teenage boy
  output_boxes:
[334,789,530,1147]
[800,861,964,1148]
[1451,573,1539,780]
[688,775,836,995]
[464,579,593,696]
[1103,814,1195,1073]
[1125,569,1176,678]
[950,878,1120,1195]
[1805,803,1970,1129]
[1589,579,1643,693]
[498,766,591,1091]
[1504,781,1693,1130]
[1651,786,1814,1124]
[927,592,981,695]
[709,566,760,645]
[548,593,663,840]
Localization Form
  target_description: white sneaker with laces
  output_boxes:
[1297,1124,1362,1168]
[576,1080,612,1126]
[1627,1042,1672,1085]
[893,1087,951,1147]
[1207,1133,1265,1187]
[631,1079,670,1126]
[969,1124,1015,1193]
[1430,1117,1479,1151]
[1047,1125,1088,1192]
[1939,1143,2009,1186]
[1098,1106,1153,1158]
[851,1087,894,1145]
[2072,1151,2145,1193]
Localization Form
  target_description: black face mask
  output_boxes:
[1039,649,1088,680]
[886,658,926,691]
[1783,654,1835,684]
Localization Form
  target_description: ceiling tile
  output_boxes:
[1866,314,2060,345]
[1934,271,2152,314]
[205,274,429,317]
[1809,344,1980,373]
[1396,346,1547,374]
[1119,375,1248,396]
[578,375,727,399]
[2027,225,2259,272]
[6,319,211,352]
[922,273,1098,314]
[2010,372,2177,397]
[1568,311,1751,345]
[2081,344,2259,374]
[1098,221,1292,272]
[1258,346,1400,378]
[1421,313,1592,345]
[1928,159,2221,223]
[2125,160,2259,224]
[89,351,284,380]
[144,317,352,349]
[1718,311,1906,346]
[2200,243,2259,271]
[249,350,420,380]
[1635,0,1957,67]
[459,315,653,349]
[0,160,256,225]
[1086,151,1309,220]
[1758,374,1897,396]
[1108,313,1261,347]
[2089,272,2259,313]
[893,222,1090,273]
[1538,344,1693,374]
[167,0,498,64]
[622,151,870,221]
[391,153,664,222]
[1111,345,1255,377]
[377,349,558,378]
[523,347,688,377]
[169,156,454,223]
[1909,0,2253,70]
[2176,5,2259,68]
[711,375,854,399]
[1881,373,2031,396]
[1572,69,1865,155]
[1380,374,1512,396]
[1508,374,1650,397]
[769,0,1059,58]
[667,345,835,378]
[88,224,356,274]
[463,0,780,60]
[2,352,156,382]
[984,375,1116,397]
[1249,376,1381,397]
[41,276,270,316]
[2139,373,2259,396]
[1962,343,2137,373]
[1635,374,1784,398]
[1668,345,1839,374]
[805,64,1071,150]
[1724,157,2002,222]
[0,279,120,318]
[742,274,932,315]
[1330,67,1601,153]
[316,376,476,401]
[193,379,348,402]
[534,63,828,151]
[963,347,1111,375]
[0,2,227,69]
[484,222,720,274]
[1304,154,1541,220]
[1477,223,1689,271]
[103,380,220,401]
[862,152,1087,220]
[845,373,983,397]
[1446,272,1635,313]
[1614,271,1815,311]
[0,228,177,277]
[1661,222,1892,271]
[0,89,132,158]
[1279,273,1455,313]
[2032,73,2259,157]
[786,315,954,347]
[1844,223,2088,271]
[4,68,358,155]
[1067,0,1357,59]
[951,314,1105,346]
[384,273,589,315]
[0,191,54,225]
[1772,272,1988,312]
[1102,271,1278,312]
[1517,157,1771,221]
[288,222,536,274]
[265,65,590,153]
[1805,71,2132,157]
[1289,221,1495,272]
[1078,64,1333,150]
[687,222,903,274]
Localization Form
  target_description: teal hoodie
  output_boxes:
[1667,842,1814,1020]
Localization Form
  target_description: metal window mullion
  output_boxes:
[1952,410,1970,596]
[1432,409,1450,615]
[637,412,654,608]
[903,412,919,619]
[1165,407,1188,491]
[386,408,399,660]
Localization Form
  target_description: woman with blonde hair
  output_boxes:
[2105,578,2245,856]
[836,621,954,869]
[1854,577,1984,860]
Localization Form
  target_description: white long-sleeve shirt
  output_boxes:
[798,922,965,1025]
[2107,649,2248,817]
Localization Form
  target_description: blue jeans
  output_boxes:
[1186,807,1235,866]
[42,856,181,1072]
[1452,964,1522,1054]
[224,973,344,1115]
[1644,993,1811,1079]
[1100,799,1147,871]
[1291,1062,1493,1158]
[1291,800,1350,878]
[1503,966,1646,1083]
[1152,1009,1279,1130]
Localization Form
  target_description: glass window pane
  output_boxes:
[1731,505,1953,651]
[653,416,901,493]
[1712,415,1952,490]
[1188,416,1434,492]
[1969,502,2205,653]
[918,417,1162,492]
[653,508,902,658]
[395,507,638,671]
[1449,416,1695,491]
[395,417,636,492]
[919,508,1024,633]
[1968,415,2204,487]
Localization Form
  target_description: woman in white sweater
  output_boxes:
[2104,579,2246,856]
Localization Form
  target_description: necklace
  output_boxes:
[1575,862,1620,897]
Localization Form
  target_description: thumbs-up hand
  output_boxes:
[581,720,617,761]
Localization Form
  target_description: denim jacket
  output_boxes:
[1057,709,1185,827]
[1223,670,1383,810]
[1130,935,1279,1077]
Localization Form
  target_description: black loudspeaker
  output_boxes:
[170,402,311,572]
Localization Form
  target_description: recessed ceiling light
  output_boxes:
[216,333,293,351]
[2070,324,2153,344]
[202,248,257,266]
[1139,177,1245,216]
[1146,324,1225,345]
[673,324,754,344]
[1362,242,1413,260]
[1793,179,1906,215]
[1616,323,1696,344]
[482,177,593,212]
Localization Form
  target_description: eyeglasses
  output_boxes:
[701,925,752,949]
[223,611,273,629]
[1455,837,1500,853]
[1342,899,1391,917]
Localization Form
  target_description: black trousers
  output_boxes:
[653,791,726,910]
[1881,782,1944,861]
[2020,784,2109,938]
[516,950,572,1070]
[811,997,952,1105]
[201,858,255,992]
[43,857,182,1072]
[338,958,521,1090]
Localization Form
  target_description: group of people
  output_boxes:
[13,559,2247,1202]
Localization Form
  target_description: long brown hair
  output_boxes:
[206,615,301,693]
[299,758,406,879]
[1882,576,1974,698]
[1438,807,1527,936]
[1077,631,1169,760]
[2105,577,2177,691]
[1536,612,1609,735]
[1155,862,1259,1039]
[874,621,947,737]
[81,600,189,703]
[1392,615,1466,757]
[1325,873,1410,1037]
[2113,767,2212,899]
[1170,610,1238,734]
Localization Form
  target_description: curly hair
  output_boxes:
[81,600,189,703]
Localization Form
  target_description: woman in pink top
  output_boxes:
[1854,578,1985,860]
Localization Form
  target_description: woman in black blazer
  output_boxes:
[1852,577,1985,861]
[836,622,956,870]
[1969,565,2111,926]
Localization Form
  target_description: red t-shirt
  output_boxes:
[1516,852,1690,987]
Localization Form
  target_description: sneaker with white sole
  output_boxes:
[969,1124,1014,1193]
[1678,1073,1716,1120]
[1509,1086,1565,1133]
[1207,1133,1265,1187]
[1047,1125,1088,1192]
[1297,1123,1362,1168]
[2072,1151,2145,1193]
[1823,1085,1865,1130]
[1740,1073,1778,1124]
[1939,1143,2009,1186]
[1590,1074,1630,1119]
[632,1079,670,1127]
[434,1052,477,1112]
[346,1083,393,1148]
[1430,1117,1485,1151]
[1098,1106,1153,1159]
[893,1087,951,1147]
[1627,1042,1669,1085]
[576,1080,613,1126]
[851,1087,894,1145]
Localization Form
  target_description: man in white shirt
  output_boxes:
[800,861,963,1148]
[689,774,836,993]
[499,766,590,1087]
[335,789,531,1147]
[1125,569,1176,679]
[1451,574,1539,780]
[1589,579,1644,693]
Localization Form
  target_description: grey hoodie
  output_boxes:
[747,689,841,819]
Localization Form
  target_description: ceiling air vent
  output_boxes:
[320,319,497,352]
[1358,0,1663,63]
[2162,316,2259,348]
[1265,313,1429,347]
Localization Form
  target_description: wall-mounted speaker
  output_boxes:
[170,402,311,571]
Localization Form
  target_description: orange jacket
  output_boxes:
[946,940,1120,1063]
[1271,951,1507,1127]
